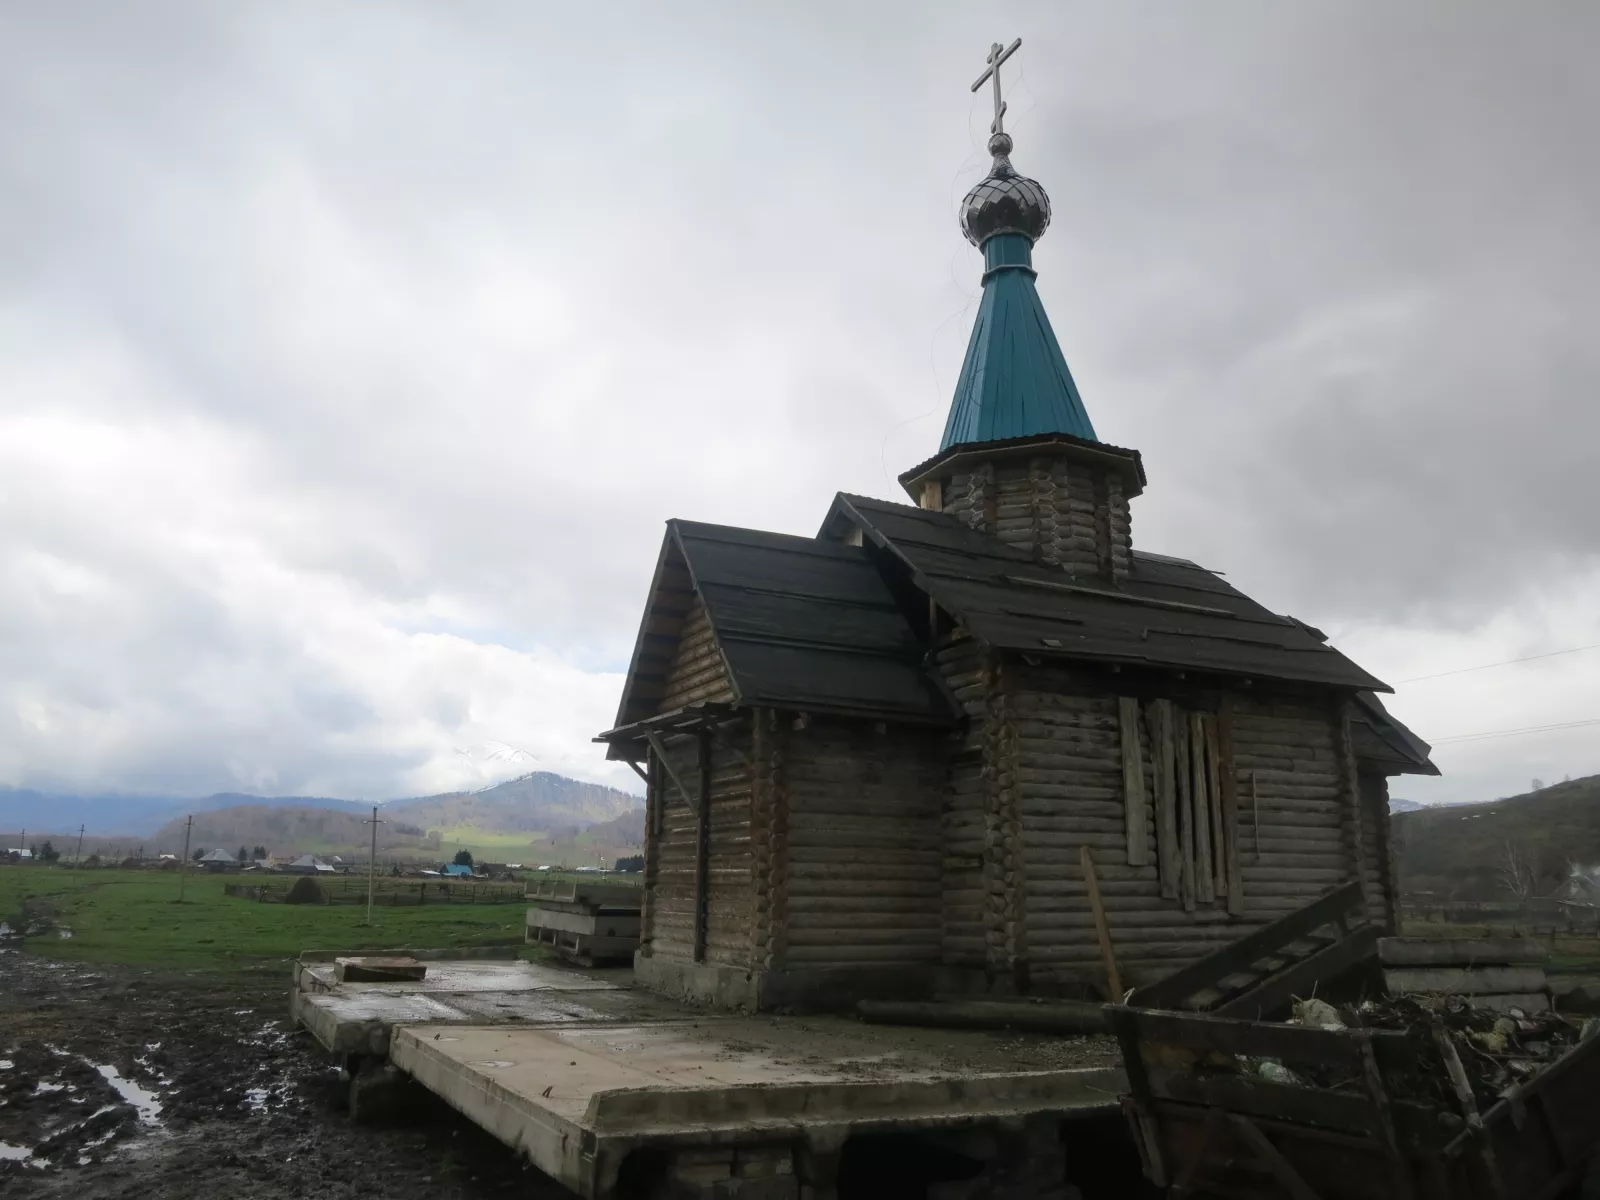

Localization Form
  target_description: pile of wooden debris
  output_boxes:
[1353,994,1593,1111]
[1228,994,1594,1117]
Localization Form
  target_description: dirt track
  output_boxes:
[0,925,572,1199]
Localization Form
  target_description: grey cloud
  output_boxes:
[0,1,1595,802]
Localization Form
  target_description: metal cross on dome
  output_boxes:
[971,38,1022,137]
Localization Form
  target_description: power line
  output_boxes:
[1396,643,1600,684]
[1428,717,1600,746]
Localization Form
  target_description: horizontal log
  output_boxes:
[1020,815,1132,836]
[1376,937,1551,967]
[1382,966,1548,995]
[1027,908,1249,929]
[784,862,940,881]
[1239,867,1348,883]
[1251,810,1342,829]
[1247,785,1341,803]
[786,920,941,941]
[1019,797,1136,821]
[780,944,941,964]
[1029,924,1281,946]
[785,894,939,913]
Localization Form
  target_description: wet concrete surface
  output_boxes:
[0,935,576,1199]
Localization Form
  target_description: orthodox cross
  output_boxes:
[971,38,1022,137]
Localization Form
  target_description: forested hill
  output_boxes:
[1394,775,1600,900]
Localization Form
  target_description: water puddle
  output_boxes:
[0,1059,13,1070]
[92,1063,163,1125]
[0,1140,39,1165]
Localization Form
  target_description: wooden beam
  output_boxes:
[1119,697,1149,867]
[1213,925,1381,1020]
[1227,1114,1324,1200]
[1217,700,1245,916]
[1082,845,1123,1000]
[1191,712,1214,905]
[693,729,711,963]
[622,758,648,784]
[1151,700,1179,900]
[1176,711,1196,912]
[1129,880,1365,1009]
[643,730,694,804]
[1203,714,1226,902]
[1337,700,1370,919]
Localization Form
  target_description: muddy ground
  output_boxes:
[0,914,573,1199]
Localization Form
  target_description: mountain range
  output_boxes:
[1,770,642,862]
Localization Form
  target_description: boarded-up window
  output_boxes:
[1142,699,1242,915]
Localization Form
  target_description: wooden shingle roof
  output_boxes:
[824,492,1392,694]
[603,520,954,744]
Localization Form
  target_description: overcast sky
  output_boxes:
[1,2,1596,805]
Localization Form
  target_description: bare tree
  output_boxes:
[1498,841,1537,899]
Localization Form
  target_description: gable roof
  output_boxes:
[604,520,954,743]
[823,492,1390,694]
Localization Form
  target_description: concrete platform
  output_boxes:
[292,950,1126,1198]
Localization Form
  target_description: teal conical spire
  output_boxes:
[940,133,1096,451]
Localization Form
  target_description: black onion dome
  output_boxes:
[959,132,1051,247]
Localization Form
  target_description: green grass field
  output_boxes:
[429,826,548,855]
[0,865,531,972]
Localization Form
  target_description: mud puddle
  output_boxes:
[0,944,572,1199]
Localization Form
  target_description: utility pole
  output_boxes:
[74,825,85,867]
[366,806,383,925]
[177,815,193,903]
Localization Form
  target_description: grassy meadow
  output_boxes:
[0,864,533,973]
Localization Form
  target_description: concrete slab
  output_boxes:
[392,1020,1122,1197]
[300,958,616,996]
[295,960,683,1056]
[292,950,1127,1198]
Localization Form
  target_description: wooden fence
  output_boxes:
[224,879,526,906]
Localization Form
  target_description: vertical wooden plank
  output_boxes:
[1191,712,1214,905]
[1150,699,1179,899]
[749,707,770,966]
[1176,710,1196,912]
[768,712,791,970]
[1336,701,1371,919]
[1119,697,1149,867]
[1217,699,1245,916]
[693,728,711,963]
[1203,714,1227,900]
[640,747,659,951]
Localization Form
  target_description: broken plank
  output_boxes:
[1151,699,1179,900]
[1120,696,1149,867]
[1191,712,1214,905]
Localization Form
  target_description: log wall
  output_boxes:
[646,724,755,968]
[1358,771,1400,933]
[777,718,944,971]
[995,663,1370,990]
[1230,697,1353,923]
[935,636,989,970]
[658,595,734,713]
[939,454,1131,582]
